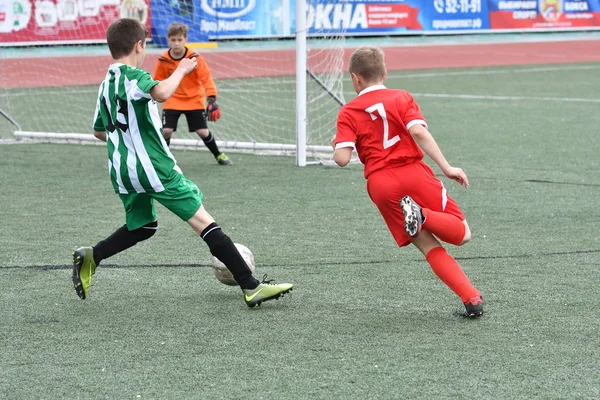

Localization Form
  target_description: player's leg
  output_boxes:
[400,195,470,246]
[367,166,482,317]
[411,231,483,317]
[105,194,158,260]
[421,196,470,245]
[155,178,292,306]
[186,204,259,289]
[403,161,471,245]
[186,110,231,165]
[189,205,293,306]
[162,110,181,147]
[72,194,157,300]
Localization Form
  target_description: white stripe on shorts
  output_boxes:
[441,183,448,211]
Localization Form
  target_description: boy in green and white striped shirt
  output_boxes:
[72,18,292,308]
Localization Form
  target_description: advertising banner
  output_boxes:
[153,0,490,41]
[151,0,288,43]
[489,0,600,29]
[308,0,489,34]
[2,0,600,46]
[0,0,151,45]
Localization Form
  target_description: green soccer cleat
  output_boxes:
[216,153,232,166]
[72,247,97,300]
[243,275,293,308]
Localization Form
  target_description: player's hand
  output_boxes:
[443,166,469,188]
[330,136,336,150]
[177,57,197,75]
[206,96,220,122]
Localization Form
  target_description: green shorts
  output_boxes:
[119,177,203,230]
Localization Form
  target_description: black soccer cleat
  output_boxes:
[400,195,424,237]
[463,295,484,318]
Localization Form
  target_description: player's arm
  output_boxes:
[153,57,168,81]
[151,57,198,102]
[401,93,468,187]
[92,89,107,142]
[408,124,469,188]
[94,131,107,142]
[332,109,355,167]
[197,56,217,98]
[333,143,353,167]
[197,56,220,122]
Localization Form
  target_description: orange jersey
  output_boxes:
[153,47,217,111]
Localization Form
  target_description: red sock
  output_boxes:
[425,247,479,302]
[422,208,466,245]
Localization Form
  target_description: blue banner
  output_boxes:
[151,0,600,43]
[152,0,289,43]
[304,0,489,33]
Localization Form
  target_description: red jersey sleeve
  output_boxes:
[335,107,356,149]
[399,92,427,130]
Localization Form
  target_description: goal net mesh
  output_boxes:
[0,0,346,161]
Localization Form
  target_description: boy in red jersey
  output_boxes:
[332,47,483,317]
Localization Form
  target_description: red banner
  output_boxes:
[0,0,151,45]
[365,4,423,30]
[490,10,600,28]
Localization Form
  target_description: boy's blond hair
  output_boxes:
[106,18,148,59]
[168,22,189,38]
[348,47,386,83]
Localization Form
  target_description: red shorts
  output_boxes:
[366,160,465,247]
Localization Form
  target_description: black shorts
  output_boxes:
[162,109,207,132]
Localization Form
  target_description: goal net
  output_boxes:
[0,0,346,164]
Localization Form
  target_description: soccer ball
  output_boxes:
[212,243,255,286]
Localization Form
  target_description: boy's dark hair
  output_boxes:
[348,47,386,82]
[106,18,148,59]
[168,22,189,38]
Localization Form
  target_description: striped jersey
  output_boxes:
[93,63,183,194]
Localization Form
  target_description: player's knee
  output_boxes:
[196,129,209,138]
[136,220,158,242]
[162,129,173,140]
[459,222,471,246]
[411,230,442,256]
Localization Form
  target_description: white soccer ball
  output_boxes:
[212,243,255,286]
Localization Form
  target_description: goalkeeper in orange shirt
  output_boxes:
[153,22,231,165]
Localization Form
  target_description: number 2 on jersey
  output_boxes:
[365,102,400,149]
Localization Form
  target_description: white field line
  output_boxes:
[385,64,600,79]
[0,88,97,97]
[2,65,598,100]
[3,87,599,104]
[411,93,600,103]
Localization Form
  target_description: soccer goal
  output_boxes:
[1,0,346,166]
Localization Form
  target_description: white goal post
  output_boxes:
[296,0,309,167]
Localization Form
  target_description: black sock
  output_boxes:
[202,132,221,158]
[93,221,158,265]
[201,222,259,289]
[165,138,171,147]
